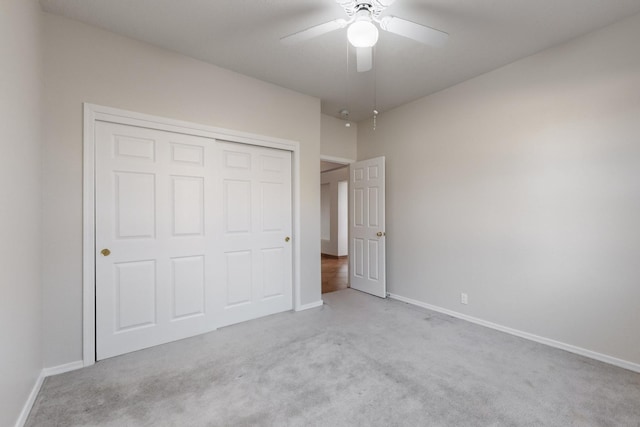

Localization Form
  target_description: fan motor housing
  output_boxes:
[340,1,387,19]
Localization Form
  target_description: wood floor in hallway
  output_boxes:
[321,254,348,294]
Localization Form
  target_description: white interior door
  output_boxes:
[216,141,293,327]
[95,121,292,360]
[349,157,386,298]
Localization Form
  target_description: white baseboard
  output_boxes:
[42,360,84,377]
[15,360,84,427]
[296,300,324,311]
[388,293,640,374]
[14,372,45,427]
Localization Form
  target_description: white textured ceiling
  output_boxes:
[40,0,640,121]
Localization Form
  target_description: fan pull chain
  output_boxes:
[344,39,352,128]
[373,46,378,131]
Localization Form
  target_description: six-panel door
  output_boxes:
[349,157,386,298]
[95,121,292,360]
[215,142,293,328]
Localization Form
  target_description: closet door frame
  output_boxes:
[82,103,302,367]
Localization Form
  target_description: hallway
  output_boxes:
[321,255,348,294]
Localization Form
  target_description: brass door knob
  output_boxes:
[376,232,384,237]
[285,237,291,242]
[101,248,111,256]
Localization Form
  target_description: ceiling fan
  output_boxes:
[281,0,449,72]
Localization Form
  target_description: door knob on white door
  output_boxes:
[101,248,111,256]
[376,232,385,237]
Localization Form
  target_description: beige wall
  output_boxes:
[358,13,640,365]
[321,114,357,161]
[0,0,43,424]
[42,13,322,367]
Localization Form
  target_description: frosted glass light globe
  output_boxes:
[347,21,379,48]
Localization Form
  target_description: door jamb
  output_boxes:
[83,103,302,367]
[320,154,355,165]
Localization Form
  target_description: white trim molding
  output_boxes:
[295,300,324,311]
[42,360,84,377]
[388,293,640,374]
[83,103,303,366]
[320,154,355,165]
[15,373,44,427]
[15,361,83,427]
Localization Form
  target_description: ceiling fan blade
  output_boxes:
[373,0,396,8]
[379,16,449,47]
[335,0,357,10]
[280,19,347,45]
[356,47,373,73]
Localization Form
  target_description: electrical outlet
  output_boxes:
[461,292,468,305]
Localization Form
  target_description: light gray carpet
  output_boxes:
[27,289,640,426]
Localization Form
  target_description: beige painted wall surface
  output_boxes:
[321,114,357,161]
[358,13,640,365]
[0,0,43,424]
[42,13,321,367]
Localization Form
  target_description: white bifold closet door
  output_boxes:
[95,121,292,360]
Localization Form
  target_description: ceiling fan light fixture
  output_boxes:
[347,20,379,48]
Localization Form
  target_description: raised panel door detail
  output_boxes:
[262,248,284,298]
[115,172,155,239]
[354,188,364,227]
[354,168,364,182]
[368,240,379,280]
[368,165,379,180]
[353,238,364,278]
[172,176,204,236]
[262,182,283,232]
[115,260,156,331]
[171,256,205,319]
[262,155,283,173]
[368,187,379,227]
[225,251,252,306]
[224,151,251,169]
[171,142,204,165]
[114,135,155,161]
[224,180,251,233]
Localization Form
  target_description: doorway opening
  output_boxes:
[320,159,350,293]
